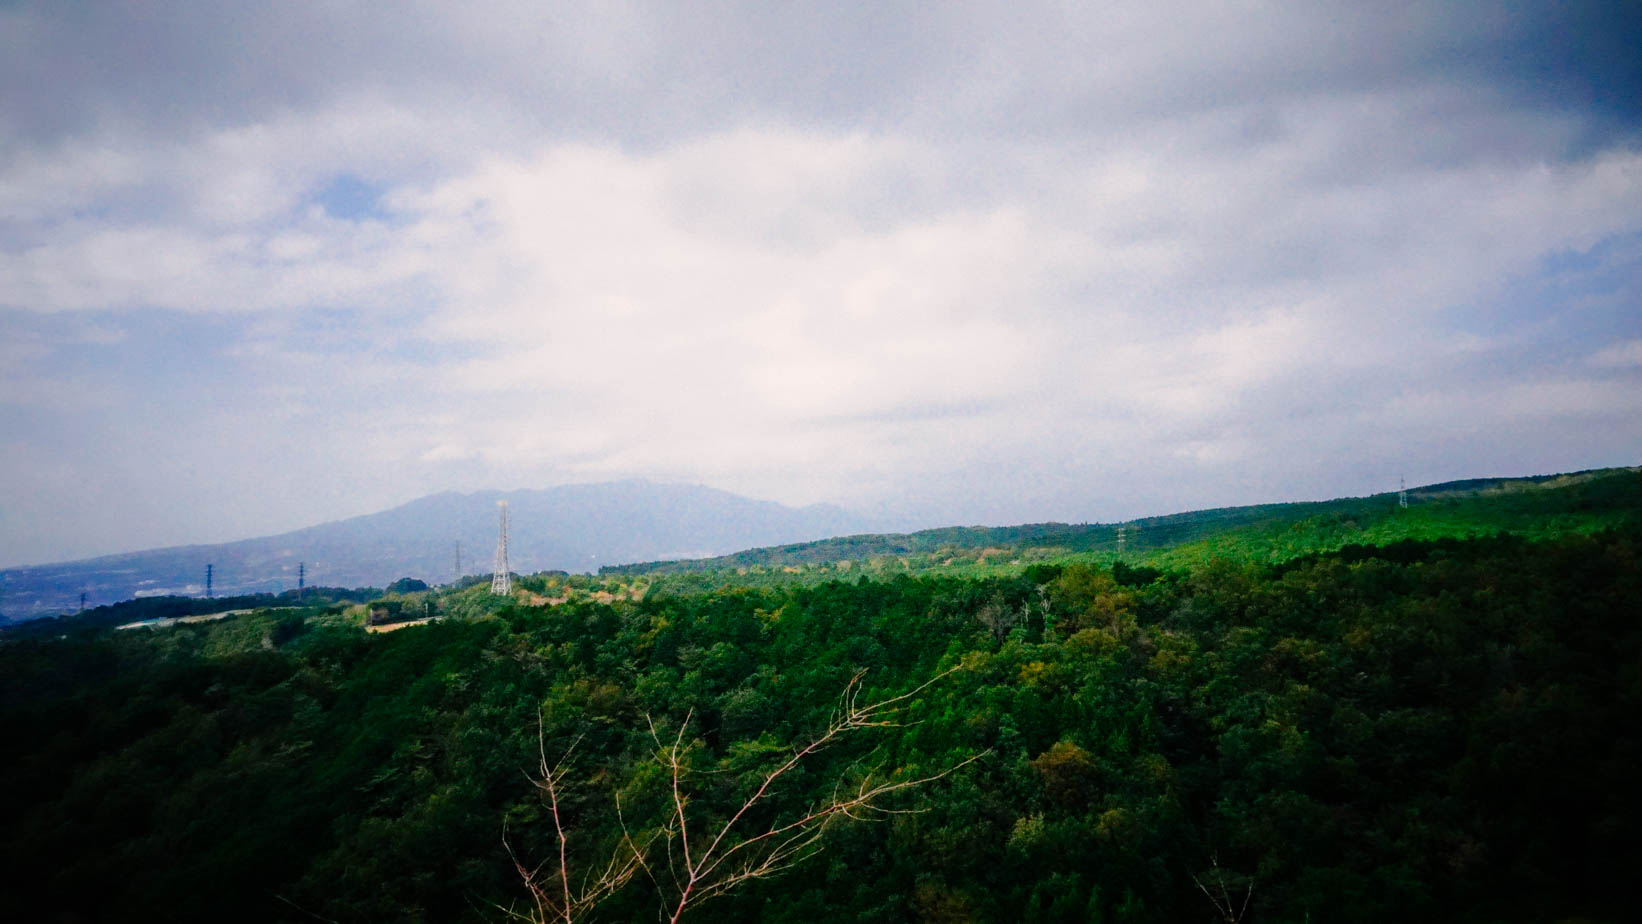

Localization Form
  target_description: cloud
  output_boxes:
[1,1,1640,564]
[1589,339,1642,368]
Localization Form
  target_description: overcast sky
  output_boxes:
[2,1,1640,567]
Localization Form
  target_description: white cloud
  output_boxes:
[7,114,1639,517]
[1589,339,1642,369]
[2,2,1641,562]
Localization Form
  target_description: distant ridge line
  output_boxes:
[600,466,1642,577]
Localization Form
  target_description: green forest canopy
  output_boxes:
[1,467,1639,922]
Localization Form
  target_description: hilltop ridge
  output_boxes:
[603,467,1642,586]
[7,467,1637,622]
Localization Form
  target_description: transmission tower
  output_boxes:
[298,562,305,601]
[1399,476,1408,509]
[1116,525,1127,555]
[491,501,512,595]
[205,563,214,599]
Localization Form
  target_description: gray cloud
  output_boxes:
[7,3,1636,152]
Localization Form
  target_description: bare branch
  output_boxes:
[1191,852,1256,924]
[270,892,344,924]
[650,666,974,923]
[508,718,650,924]
[511,666,975,924]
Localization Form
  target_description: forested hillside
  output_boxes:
[611,467,1642,591]
[3,496,1639,921]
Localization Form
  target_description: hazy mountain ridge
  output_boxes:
[0,481,870,621]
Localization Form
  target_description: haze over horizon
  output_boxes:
[3,2,1640,569]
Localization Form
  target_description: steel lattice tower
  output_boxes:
[490,501,512,595]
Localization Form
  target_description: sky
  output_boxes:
[2,1,1640,568]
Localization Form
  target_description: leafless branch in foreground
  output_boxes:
[645,667,983,924]
[507,666,980,923]
[1191,851,1254,924]
[501,721,652,924]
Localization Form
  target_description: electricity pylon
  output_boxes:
[491,501,512,595]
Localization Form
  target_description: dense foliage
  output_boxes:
[3,522,1639,922]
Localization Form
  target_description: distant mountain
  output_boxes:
[0,481,870,621]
